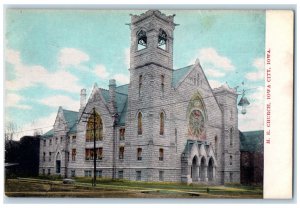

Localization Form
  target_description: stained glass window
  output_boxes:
[119,128,125,140]
[187,92,207,140]
[86,112,103,142]
[85,148,102,160]
[72,149,76,161]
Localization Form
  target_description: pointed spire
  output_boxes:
[90,82,99,99]
[195,58,200,66]
[93,82,98,89]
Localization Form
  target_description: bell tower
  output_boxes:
[125,11,178,181]
[129,10,176,70]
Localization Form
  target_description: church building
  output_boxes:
[39,10,240,184]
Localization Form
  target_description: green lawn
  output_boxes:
[5,178,263,198]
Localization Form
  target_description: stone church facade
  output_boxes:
[39,10,240,184]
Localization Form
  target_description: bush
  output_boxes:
[35,174,63,181]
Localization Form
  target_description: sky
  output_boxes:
[4,9,266,139]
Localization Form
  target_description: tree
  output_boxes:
[5,122,20,141]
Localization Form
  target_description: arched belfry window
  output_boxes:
[86,112,103,142]
[160,112,165,135]
[138,112,143,135]
[158,29,167,50]
[137,30,147,51]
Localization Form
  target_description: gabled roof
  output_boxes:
[43,129,54,138]
[116,84,129,95]
[42,108,78,138]
[172,65,194,87]
[240,130,264,153]
[100,87,128,126]
[62,109,78,130]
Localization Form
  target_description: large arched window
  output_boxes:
[160,112,164,135]
[137,30,147,50]
[138,112,143,135]
[86,111,103,142]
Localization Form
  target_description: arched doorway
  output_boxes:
[199,157,206,181]
[56,152,61,174]
[208,158,214,181]
[191,156,199,182]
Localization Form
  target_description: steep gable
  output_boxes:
[172,65,193,88]
[100,87,128,126]
[62,109,78,132]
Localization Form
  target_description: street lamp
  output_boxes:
[238,90,250,115]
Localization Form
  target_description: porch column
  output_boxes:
[212,166,216,180]
[196,164,200,181]
[204,165,208,182]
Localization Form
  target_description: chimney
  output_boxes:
[80,89,87,109]
[109,79,116,113]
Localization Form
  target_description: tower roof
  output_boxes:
[131,10,175,24]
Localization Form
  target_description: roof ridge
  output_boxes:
[99,87,109,91]
[174,64,193,71]
[62,109,78,113]
[115,91,128,96]
[242,130,264,133]
[116,84,129,88]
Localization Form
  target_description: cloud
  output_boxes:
[205,68,225,77]
[209,80,222,88]
[39,95,79,111]
[245,57,265,81]
[124,48,130,69]
[5,93,31,109]
[94,65,110,79]
[6,49,21,65]
[191,48,235,71]
[16,113,58,140]
[113,74,130,85]
[5,49,83,93]
[58,48,89,68]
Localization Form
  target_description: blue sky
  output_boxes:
[5,9,265,138]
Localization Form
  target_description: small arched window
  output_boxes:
[138,112,143,135]
[160,112,164,135]
[158,29,167,50]
[230,127,234,146]
[137,30,147,50]
[230,155,233,165]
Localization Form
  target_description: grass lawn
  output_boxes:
[5,178,263,198]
